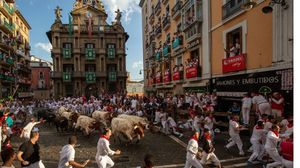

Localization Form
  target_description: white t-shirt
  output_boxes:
[58,145,75,168]
[204,117,215,130]
[229,120,240,136]
[252,95,268,105]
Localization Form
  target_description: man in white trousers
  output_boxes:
[247,121,266,165]
[95,128,121,168]
[225,114,245,156]
[251,92,271,117]
[184,131,203,168]
[241,93,252,126]
[265,125,284,168]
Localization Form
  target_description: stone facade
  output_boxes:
[47,0,128,98]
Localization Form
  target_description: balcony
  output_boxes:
[25,42,31,50]
[149,12,155,25]
[107,48,115,59]
[16,35,23,44]
[0,74,15,82]
[63,72,72,82]
[163,45,171,57]
[172,1,182,19]
[62,48,72,59]
[172,36,183,50]
[162,15,171,31]
[1,0,14,16]
[85,72,96,83]
[182,0,202,31]
[5,0,15,3]
[108,71,117,81]
[16,63,31,73]
[154,1,161,15]
[17,77,31,85]
[155,51,161,60]
[0,37,14,51]
[222,0,250,20]
[18,92,33,98]
[155,26,162,38]
[85,48,96,60]
[0,19,15,34]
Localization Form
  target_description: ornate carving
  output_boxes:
[114,9,122,24]
[55,6,62,21]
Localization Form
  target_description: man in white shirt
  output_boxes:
[225,115,245,156]
[248,121,266,164]
[20,118,42,140]
[265,125,283,168]
[184,132,203,168]
[95,128,121,168]
[251,92,271,117]
[58,136,89,168]
[241,93,252,126]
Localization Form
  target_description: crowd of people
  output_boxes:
[0,90,293,168]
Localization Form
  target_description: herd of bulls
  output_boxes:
[34,107,150,144]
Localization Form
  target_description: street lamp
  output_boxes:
[262,0,288,14]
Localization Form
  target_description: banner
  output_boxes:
[186,66,198,79]
[155,73,161,84]
[222,54,246,73]
[164,71,170,83]
[173,71,180,81]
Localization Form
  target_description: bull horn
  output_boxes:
[134,125,138,130]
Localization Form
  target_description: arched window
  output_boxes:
[39,72,44,79]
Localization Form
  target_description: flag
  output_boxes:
[68,13,73,38]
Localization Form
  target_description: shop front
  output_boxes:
[212,69,293,112]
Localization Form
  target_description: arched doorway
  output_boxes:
[85,84,98,99]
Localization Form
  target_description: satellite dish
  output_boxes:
[262,6,273,13]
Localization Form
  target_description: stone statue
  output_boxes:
[55,6,62,21]
[73,0,83,9]
[115,9,122,23]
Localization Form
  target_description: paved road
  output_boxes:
[10,124,265,168]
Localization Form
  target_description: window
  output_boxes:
[166,5,170,15]
[63,64,73,72]
[176,56,182,65]
[85,64,96,72]
[177,23,182,33]
[39,72,44,79]
[166,33,170,44]
[225,27,242,58]
[107,44,116,59]
[85,43,95,48]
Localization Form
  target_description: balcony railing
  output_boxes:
[3,0,14,15]
[163,45,171,57]
[0,74,15,81]
[155,26,162,38]
[154,1,161,14]
[155,51,161,60]
[222,0,250,20]
[25,42,31,50]
[62,48,72,59]
[85,48,96,60]
[162,16,171,30]
[17,77,31,85]
[108,72,117,81]
[162,0,169,5]
[172,36,183,49]
[85,72,96,83]
[16,63,31,72]
[149,12,155,25]
[172,1,182,19]
[63,72,72,82]
[107,48,115,59]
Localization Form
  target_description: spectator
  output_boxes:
[228,102,241,116]
[241,93,252,126]
[270,92,284,118]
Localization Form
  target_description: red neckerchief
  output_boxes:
[256,125,264,129]
[287,121,293,128]
[272,130,279,137]
[190,135,198,142]
[204,134,211,140]
[100,135,110,141]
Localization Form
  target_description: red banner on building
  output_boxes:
[173,71,180,81]
[222,54,246,73]
[186,67,198,79]
[156,73,161,83]
[164,71,170,83]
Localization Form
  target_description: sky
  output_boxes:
[15,0,144,81]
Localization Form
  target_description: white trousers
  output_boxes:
[258,103,271,116]
[184,153,203,168]
[154,112,161,123]
[282,158,293,168]
[200,151,220,166]
[265,148,283,168]
[96,155,114,168]
[23,160,45,168]
[248,139,264,162]
[242,107,250,125]
[226,134,244,153]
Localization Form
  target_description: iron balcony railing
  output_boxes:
[222,0,250,20]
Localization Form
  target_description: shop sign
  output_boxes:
[186,67,198,79]
[222,54,246,73]
[173,71,180,81]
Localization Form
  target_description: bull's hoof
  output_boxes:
[136,139,140,144]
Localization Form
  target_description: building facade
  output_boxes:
[47,0,128,98]
[140,0,293,109]
[30,60,52,100]
[140,0,211,97]
[0,0,32,99]
[210,0,293,111]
